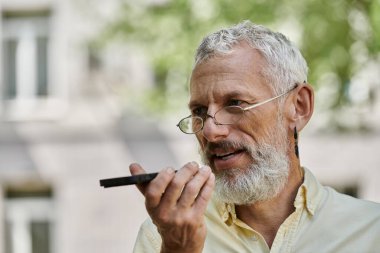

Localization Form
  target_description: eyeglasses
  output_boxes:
[177,84,298,134]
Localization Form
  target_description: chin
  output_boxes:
[213,144,290,205]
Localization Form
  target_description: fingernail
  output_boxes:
[200,165,210,173]
[190,161,199,168]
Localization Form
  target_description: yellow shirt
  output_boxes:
[133,168,380,252]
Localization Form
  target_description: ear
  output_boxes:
[285,83,314,132]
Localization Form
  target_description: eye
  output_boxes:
[226,99,244,107]
[191,106,207,117]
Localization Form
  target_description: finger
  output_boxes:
[144,167,176,210]
[194,169,215,213]
[129,163,148,194]
[160,162,199,207]
[129,163,146,175]
[177,165,212,207]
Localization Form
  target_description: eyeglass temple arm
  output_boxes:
[243,84,299,111]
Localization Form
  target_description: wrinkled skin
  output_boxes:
[130,162,215,253]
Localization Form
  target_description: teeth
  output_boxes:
[214,149,244,160]
[221,154,234,160]
[215,152,234,158]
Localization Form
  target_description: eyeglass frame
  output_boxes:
[176,83,299,134]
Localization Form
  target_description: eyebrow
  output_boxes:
[188,101,201,110]
[188,90,257,109]
[224,91,252,100]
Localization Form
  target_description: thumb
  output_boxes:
[129,163,148,194]
[129,163,146,175]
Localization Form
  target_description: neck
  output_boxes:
[235,162,303,248]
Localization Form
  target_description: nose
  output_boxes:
[201,114,229,142]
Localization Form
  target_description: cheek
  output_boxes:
[238,113,274,142]
[239,115,262,137]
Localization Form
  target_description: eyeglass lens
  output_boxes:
[179,106,244,133]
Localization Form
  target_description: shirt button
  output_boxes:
[227,205,232,212]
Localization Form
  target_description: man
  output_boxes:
[130,21,380,253]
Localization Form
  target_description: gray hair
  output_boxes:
[194,20,308,95]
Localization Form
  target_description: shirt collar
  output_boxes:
[297,167,324,215]
[216,167,324,224]
[217,201,237,225]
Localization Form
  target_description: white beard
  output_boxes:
[200,118,290,205]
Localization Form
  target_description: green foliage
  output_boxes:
[96,0,380,128]
[370,0,380,52]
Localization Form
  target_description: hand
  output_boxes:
[129,162,215,253]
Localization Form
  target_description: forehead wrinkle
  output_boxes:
[190,71,271,100]
[189,84,263,111]
[189,44,274,108]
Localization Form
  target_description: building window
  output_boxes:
[4,186,54,253]
[2,38,18,99]
[2,11,50,101]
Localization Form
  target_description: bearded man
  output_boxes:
[130,21,380,253]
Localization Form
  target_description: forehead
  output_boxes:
[189,43,271,105]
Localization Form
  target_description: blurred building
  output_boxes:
[0,0,181,253]
[0,1,379,253]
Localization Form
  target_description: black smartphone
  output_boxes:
[100,172,159,188]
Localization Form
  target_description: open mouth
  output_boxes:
[213,149,245,161]
[204,141,249,169]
